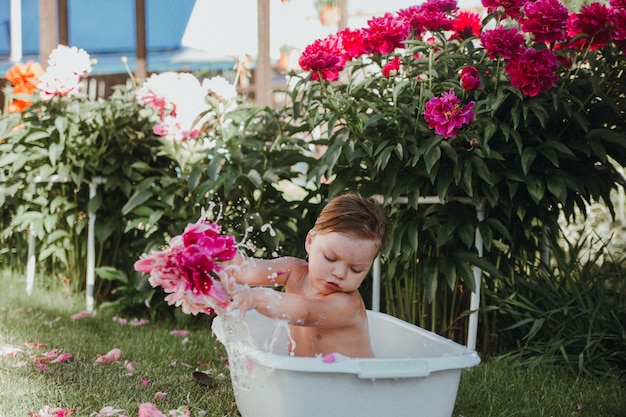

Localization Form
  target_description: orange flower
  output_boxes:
[5,61,44,113]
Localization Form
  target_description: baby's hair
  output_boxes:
[312,193,387,252]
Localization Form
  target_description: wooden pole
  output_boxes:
[256,0,272,107]
[135,0,147,79]
[339,0,348,30]
[57,0,69,46]
[39,0,58,68]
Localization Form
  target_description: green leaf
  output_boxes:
[122,190,153,215]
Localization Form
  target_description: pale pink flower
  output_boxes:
[94,348,121,364]
[37,66,81,100]
[138,403,166,417]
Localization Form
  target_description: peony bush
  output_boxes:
[287,0,626,337]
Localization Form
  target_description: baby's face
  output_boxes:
[305,231,379,295]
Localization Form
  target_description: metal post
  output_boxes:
[9,0,23,63]
[86,177,106,313]
[466,199,485,350]
[372,254,381,312]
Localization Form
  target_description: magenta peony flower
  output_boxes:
[460,66,481,91]
[480,26,526,60]
[519,0,569,43]
[363,12,411,55]
[481,0,527,19]
[567,3,612,51]
[423,89,476,139]
[450,11,482,41]
[505,48,560,96]
[298,34,346,81]
[134,220,237,315]
[382,57,402,77]
[337,28,367,61]
[397,5,453,36]
[610,8,626,52]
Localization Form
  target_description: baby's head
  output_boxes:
[311,193,387,253]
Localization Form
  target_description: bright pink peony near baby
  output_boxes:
[134,220,237,315]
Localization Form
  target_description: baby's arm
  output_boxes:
[229,286,359,328]
[224,253,306,287]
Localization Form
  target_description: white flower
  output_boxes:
[202,76,237,101]
[47,45,92,77]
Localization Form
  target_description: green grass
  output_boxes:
[1,270,625,417]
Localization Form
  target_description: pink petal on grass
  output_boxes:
[94,348,121,364]
[34,349,59,363]
[50,353,72,363]
[29,406,75,417]
[154,392,167,400]
[24,342,46,349]
[141,378,150,386]
[138,403,166,417]
[169,330,189,337]
[70,310,89,321]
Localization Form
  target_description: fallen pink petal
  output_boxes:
[154,391,167,400]
[29,406,75,417]
[94,348,121,364]
[124,360,135,376]
[70,310,89,321]
[169,330,189,337]
[141,378,150,386]
[91,406,125,417]
[322,353,337,363]
[34,349,59,363]
[38,364,49,371]
[24,342,46,349]
[137,402,166,417]
[50,353,72,363]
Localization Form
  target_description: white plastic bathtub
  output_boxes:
[213,310,480,417]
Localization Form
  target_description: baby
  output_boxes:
[225,193,387,358]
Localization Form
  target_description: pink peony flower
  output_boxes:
[567,3,612,51]
[382,57,402,77]
[480,26,526,60]
[135,220,237,315]
[460,66,481,91]
[481,0,526,19]
[610,8,626,52]
[505,48,560,96]
[519,0,569,43]
[423,89,476,139]
[299,34,346,81]
[363,12,411,55]
[37,66,81,100]
[337,28,367,61]
[450,11,482,41]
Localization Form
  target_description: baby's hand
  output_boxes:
[227,285,259,318]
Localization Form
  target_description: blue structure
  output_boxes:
[0,0,195,55]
